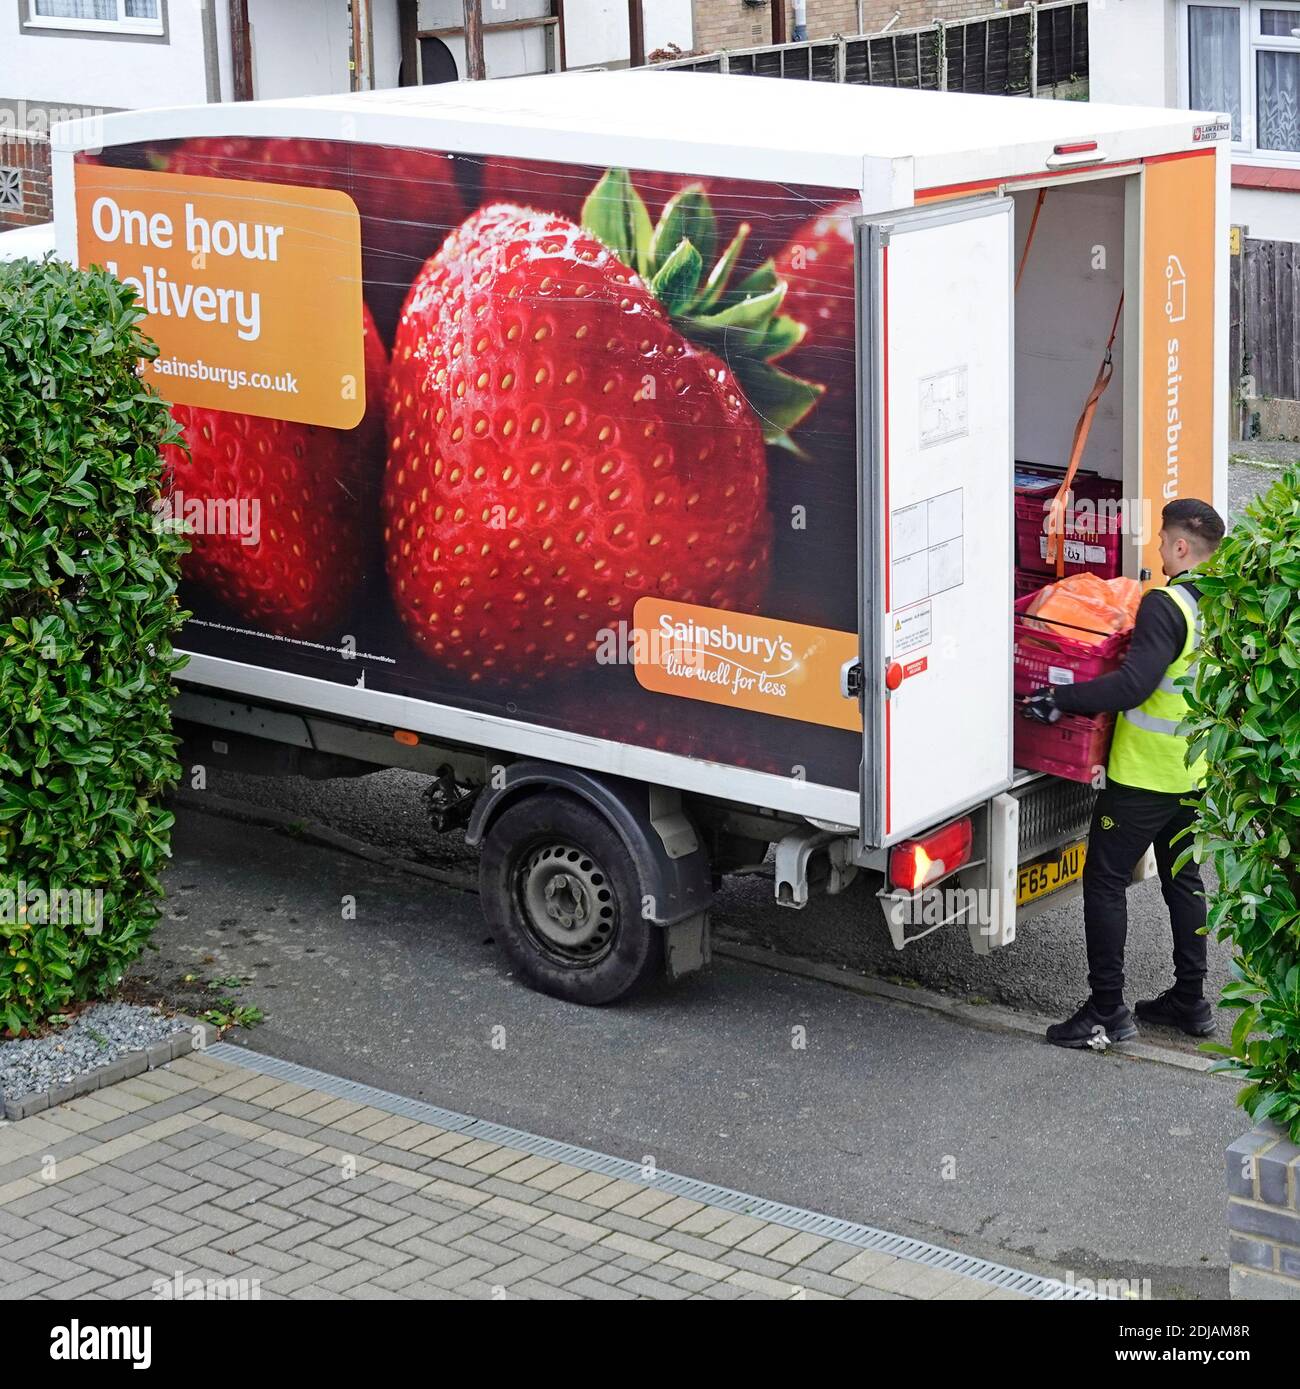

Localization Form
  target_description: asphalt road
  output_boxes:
[185,760,1230,1027]
[141,806,1242,1300]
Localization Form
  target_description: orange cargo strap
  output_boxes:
[1015,188,1125,577]
[1045,294,1125,576]
[1015,189,1047,293]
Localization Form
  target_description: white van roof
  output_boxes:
[54,69,1224,206]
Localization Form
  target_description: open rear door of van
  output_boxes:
[856,198,1015,849]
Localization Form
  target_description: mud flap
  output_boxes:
[664,912,712,980]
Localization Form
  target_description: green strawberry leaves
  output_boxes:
[581,168,654,279]
[650,186,716,277]
[650,239,704,315]
[581,170,822,450]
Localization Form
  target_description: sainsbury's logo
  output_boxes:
[656,613,795,668]
[594,617,796,693]
[629,597,862,733]
[651,612,795,700]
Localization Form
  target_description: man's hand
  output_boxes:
[1023,686,1062,725]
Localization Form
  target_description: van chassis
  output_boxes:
[174,687,1095,1002]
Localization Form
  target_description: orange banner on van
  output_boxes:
[75,164,364,429]
[631,598,862,732]
[1141,152,1216,581]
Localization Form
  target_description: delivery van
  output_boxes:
[51,71,1229,1004]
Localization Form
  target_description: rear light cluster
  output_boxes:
[888,817,973,892]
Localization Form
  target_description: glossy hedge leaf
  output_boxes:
[0,257,187,1034]
[1186,465,1300,1140]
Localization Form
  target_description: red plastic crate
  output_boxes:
[1013,590,1131,696]
[1015,569,1047,601]
[1015,709,1114,783]
[1015,467,1124,580]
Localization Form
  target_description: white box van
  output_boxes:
[52,71,1229,1002]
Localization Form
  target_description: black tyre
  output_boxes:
[479,792,663,1005]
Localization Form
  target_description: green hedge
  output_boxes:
[0,257,187,1034]
[1185,468,1300,1140]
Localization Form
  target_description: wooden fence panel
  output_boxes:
[657,1,1086,100]
[1242,238,1300,401]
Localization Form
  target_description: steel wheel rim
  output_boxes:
[516,840,617,966]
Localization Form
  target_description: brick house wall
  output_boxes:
[691,0,1002,52]
[0,134,52,231]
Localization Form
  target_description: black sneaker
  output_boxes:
[1046,999,1138,1049]
[1135,987,1215,1037]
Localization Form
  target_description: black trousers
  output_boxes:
[1080,779,1207,1007]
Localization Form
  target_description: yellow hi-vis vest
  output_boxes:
[1107,580,1206,794]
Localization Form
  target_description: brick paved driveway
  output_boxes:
[0,1049,1038,1301]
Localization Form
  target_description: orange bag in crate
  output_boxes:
[1026,573,1140,646]
[1107,577,1142,627]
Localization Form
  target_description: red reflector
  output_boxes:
[1053,140,1098,155]
[889,818,974,892]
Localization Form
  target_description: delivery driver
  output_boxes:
[1024,498,1225,1048]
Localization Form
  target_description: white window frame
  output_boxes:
[1252,1,1300,156]
[1178,0,1300,163]
[25,0,164,37]
[1178,0,1252,153]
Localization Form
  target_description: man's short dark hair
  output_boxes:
[1162,498,1225,554]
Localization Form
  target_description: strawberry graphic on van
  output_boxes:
[383,171,824,684]
[161,136,465,336]
[773,203,858,443]
[162,305,389,641]
[479,157,843,275]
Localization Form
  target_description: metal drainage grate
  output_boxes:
[206,1042,1098,1300]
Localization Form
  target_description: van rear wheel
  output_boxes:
[479,792,662,1005]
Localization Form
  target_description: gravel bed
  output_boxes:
[0,1001,186,1104]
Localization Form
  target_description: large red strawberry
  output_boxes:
[161,137,465,339]
[384,172,822,685]
[163,307,388,641]
[773,204,858,444]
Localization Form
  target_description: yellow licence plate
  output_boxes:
[1017,839,1087,906]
